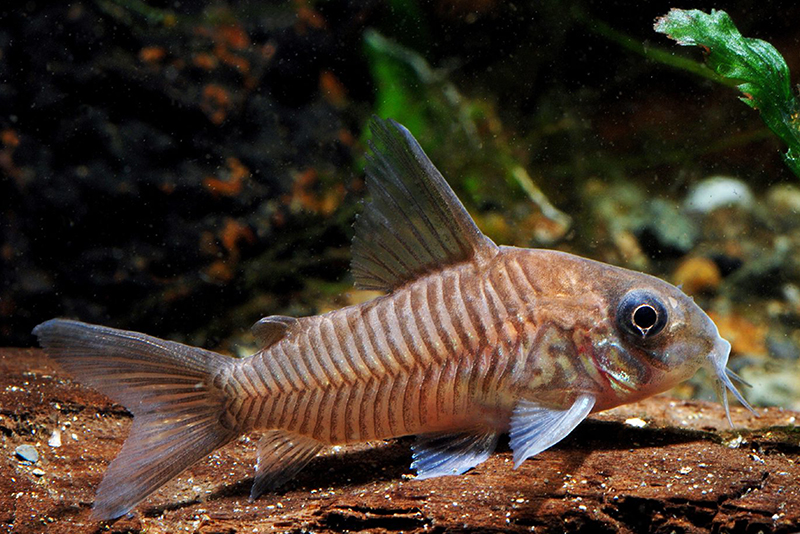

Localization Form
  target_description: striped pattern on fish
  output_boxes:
[33,117,756,521]
[235,258,510,438]
[230,248,615,443]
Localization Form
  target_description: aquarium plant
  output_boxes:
[655,8,800,178]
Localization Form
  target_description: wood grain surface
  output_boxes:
[2,348,798,533]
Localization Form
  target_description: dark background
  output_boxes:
[2,0,799,349]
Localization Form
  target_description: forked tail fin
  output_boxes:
[33,319,239,520]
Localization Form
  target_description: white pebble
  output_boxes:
[624,417,648,428]
[48,429,62,448]
[684,176,753,214]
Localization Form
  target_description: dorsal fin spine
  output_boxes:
[369,147,449,259]
[367,171,438,262]
[351,117,497,292]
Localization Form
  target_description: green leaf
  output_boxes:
[654,8,800,178]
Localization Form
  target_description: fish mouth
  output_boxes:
[708,336,759,426]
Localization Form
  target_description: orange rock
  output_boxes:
[1,129,19,148]
[202,83,230,106]
[296,5,326,32]
[193,53,218,70]
[204,259,235,283]
[139,46,166,63]
[0,129,21,184]
[203,157,250,197]
[337,129,355,147]
[216,23,250,50]
[227,157,250,181]
[201,83,231,124]
[318,184,345,216]
[220,218,255,256]
[203,175,242,196]
[286,168,319,212]
[707,312,768,357]
[673,256,721,295]
[320,71,347,108]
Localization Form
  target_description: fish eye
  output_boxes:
[617,290,668,339]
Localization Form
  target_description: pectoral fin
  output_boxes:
[411,428,500,479]
[509,394,595,468]
[250,431,324,500]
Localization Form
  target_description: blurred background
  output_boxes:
[2,0,799,407]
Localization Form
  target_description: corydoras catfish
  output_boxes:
[34,117,756,521]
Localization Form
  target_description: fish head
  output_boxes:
[600,271,755,424]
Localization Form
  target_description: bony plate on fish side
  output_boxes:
[33,117,758,521]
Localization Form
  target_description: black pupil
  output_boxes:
[633,305,658,330]
[617,290,667,340]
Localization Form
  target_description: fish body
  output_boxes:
[234,248,707,441]
[34,118,754,520]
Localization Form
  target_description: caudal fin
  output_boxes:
[33,319,238,520]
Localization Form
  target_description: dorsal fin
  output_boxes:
[352,117,497,291]
[251,315,298,349]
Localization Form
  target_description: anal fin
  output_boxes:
[509,394,595,468]
[411,428,500,479]
[250,430,324,500]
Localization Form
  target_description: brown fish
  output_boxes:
[34,117,755,520]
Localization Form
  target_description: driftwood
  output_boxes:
[1,348,798,533]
